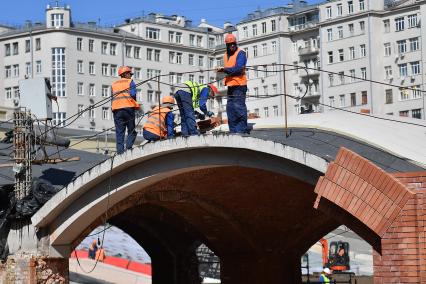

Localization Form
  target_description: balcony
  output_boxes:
[288,21,318,32]
[299,69,320,79]
[298,46,319,56]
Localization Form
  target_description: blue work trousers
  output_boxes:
[175,90,199,136]
[143,129,161,142]
[226,85,248,133]
[113,108,137,154]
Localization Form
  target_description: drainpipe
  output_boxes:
[121,35,126,66]
[30,25,34,78]
[277,16,284,115]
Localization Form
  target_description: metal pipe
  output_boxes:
[283,64,288,137]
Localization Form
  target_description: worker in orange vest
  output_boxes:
[111,66,140,154]
[216,33,249,134]
[143,96,175,141]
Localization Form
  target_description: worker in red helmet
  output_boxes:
[111,66,140,154]
[174,81,218,136]
[143,96,175,142]
[216,33,249,134]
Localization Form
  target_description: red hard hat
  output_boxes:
[224,33,237,44]
[208,84,218,95]
[118,66,132,76]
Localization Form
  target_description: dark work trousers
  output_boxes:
[143,129,160,142]
[175,90,199,136]
[226,85,248,133]
[113,108,137,154]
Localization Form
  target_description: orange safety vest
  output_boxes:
[223,48,247,86]
[111,78,140,111]
[143,107,171,138]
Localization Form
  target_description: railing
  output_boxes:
[298,46,320,56]
[288,21,318,32]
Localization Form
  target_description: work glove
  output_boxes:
[207,111,214,117]
[195,111,205,120]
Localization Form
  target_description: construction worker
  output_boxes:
[111,66,140,154]
[216,33,248,134]
[319,267,332,283]
[143,96,175,141]
[88,239,98,260]
[174,81,218,136]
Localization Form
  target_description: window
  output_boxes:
[253,45,258,57]
[408,14,418,28]
[146,27,160,40]
[397,40,407,54]
[51,13,64,28]
[350,69,356,82]
[77,60,83,73]
[329,96,335,108]
[271,20,276,31]
[337,26,343,39]
[110,43,116,55]
[411,61,420,75]
[359,21,365,33]
[102,85,110,97]
[326,6,332,19]
[110,65,117,77]
[36,60,42,74]
[35,38,41,50]
[385,66,393,79]
[409,37,419,51]
[413,86,422,99]
[384,43,391,56]
[385,89,393,104]
[125,45,132,58]
[198,75,205,84]
[412,109,422,119]
[89,108,95,119]
[349,46,355,59]
[147,69,161,79]
[12,64,19,77]
[78,105,85,117]
[361,91,368,105]
[350,93,356,106]
[101,42,108,54]
[395,17,405,31]
[337,4,343,16]
[328,51,333,64]
[77,38,82,51]
[272,84,278,94]
[176,73,183,84]
[360,44,366,57]
[261,22,267,34]
[348,1,354,14]
[339,94,345,107]
[198,56,204,67]
[328,74,334,86]
[327,29,333,41]
[209,58,214,68]
[25,62,31,76]
[5,66,11,78]
[399,110,409,117]
[89,39,94,52]
[338,49,344,62]
[399,64,408,77]
[134,46,141,59]
[89,62,95,75]
[263,85,268,96]
[262,43,267,55]
[134,68,141,80]
[254,108,260,116]
[196,35,203,47]
[77,82,84,95]
[252,24,258,36]
[383,19,390,33]
[348,23,354,35]
[273,105,279,116]
[53,112,66,127]
[242,26,248,38]
[188,54,195,66]
[359,0,365,11]
[339,71,345,84]
[400,89,410,100]
[102,63,108,76]
[272,41,277,53]
[264,107,269,118]
[5,43,10,56]
[102,107,110,120]
[25,40,30,53]
[146,48,153,61]
[253,87,259,98]
[12,42,18,55]
[189,34,195,46]
[5,88,12,100]
[13,87,19,99]
[361,67,367,80]
[89,84,95,97]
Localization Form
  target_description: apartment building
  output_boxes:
[319,0,426,119]
[0,4,223,131]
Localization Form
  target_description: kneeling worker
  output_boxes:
[174,81,218,136]
[143,96,175,142]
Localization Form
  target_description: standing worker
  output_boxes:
[216,34,249,134]
[143,96,175,141]
[111,66,140,154]
[319,268,332,283]
[174,81,218,136]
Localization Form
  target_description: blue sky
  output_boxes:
[0,0,321,27]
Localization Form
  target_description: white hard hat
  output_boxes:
[323,268,331,274]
